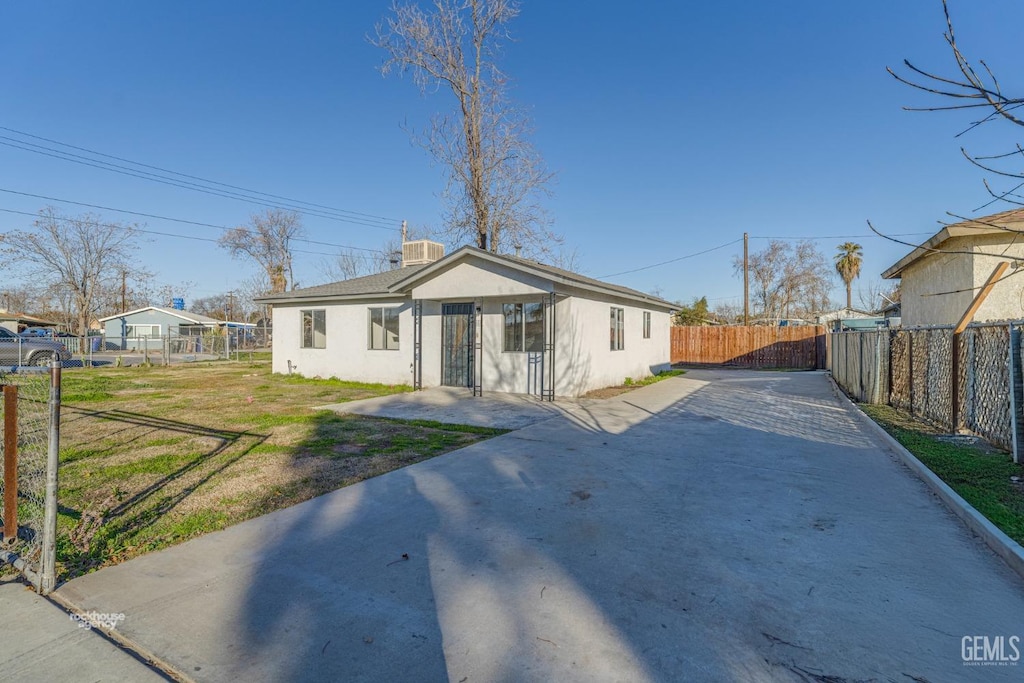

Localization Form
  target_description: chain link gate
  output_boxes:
[0,362,62,593]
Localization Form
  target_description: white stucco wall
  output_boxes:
[972,235,1024,323]
[271,298,418,385]
[271,256,672,397]
[555,291,671,397]
[410,260,550,300]
[899,234,1024,326]
[898,235,975,327]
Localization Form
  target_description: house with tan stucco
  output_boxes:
[256,241,675,399]
[882,208,1024,327]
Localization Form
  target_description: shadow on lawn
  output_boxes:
[58,405,269,578]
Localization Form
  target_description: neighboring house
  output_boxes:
[814,307,875,326]
[882,208,1024,327]
[0,311,59,334]
[98,306,249,350]
[879,301,901,324]
[814,307,888,332]
[256,242,675,398]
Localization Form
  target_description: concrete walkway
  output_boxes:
[318,386,599,430]
[45,370,1024,681]
[0,577,166,682]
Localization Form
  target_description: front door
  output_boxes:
[441,303,474,387]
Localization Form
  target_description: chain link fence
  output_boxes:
[0,364,61,593]
[831,323,1021,457]
[56,327,271,367]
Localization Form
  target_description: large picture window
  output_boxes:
[503,302,544,352]
[610,307,624,351]
[643,311,651,339]
[301,309,326,349]
[126,324,160,337]
[368,307,400,350]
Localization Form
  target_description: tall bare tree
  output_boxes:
[219,209,304,293]
[374,0,558,257]
[834,242,863,310]
[0,208,139,341]
[734,240,832,323]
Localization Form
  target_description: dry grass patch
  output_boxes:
[56,362,505,580]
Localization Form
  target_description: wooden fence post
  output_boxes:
[2,385,17,544]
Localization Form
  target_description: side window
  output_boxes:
[643,311,651,339]
[503,302,544,352]
[610,307,624,351]
[301,309,326,349]
[368,307,400,350]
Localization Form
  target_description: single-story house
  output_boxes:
[256,242,676,398]
[882,208,1024,327]
[99,306,250,351]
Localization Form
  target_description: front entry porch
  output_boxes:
[412,294,558,401]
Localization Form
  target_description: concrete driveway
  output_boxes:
[318,386,600,430]
[55,369,1024,681]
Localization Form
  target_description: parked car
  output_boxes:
[0,328,71,366]
[19,327,74,338]
[20,326,55,337]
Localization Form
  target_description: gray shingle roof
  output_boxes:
[498,252,676,308]
[255,266,426,303]
[256,248,675,310]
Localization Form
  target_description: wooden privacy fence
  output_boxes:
[671,325,825,369]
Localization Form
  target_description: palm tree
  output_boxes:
[834,242,863,310]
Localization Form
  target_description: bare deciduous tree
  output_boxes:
[733,240,833,323]
[374,0,558,257]
[856,279,901,313]
[0,208,139,341]
[219,209,304,293]
[889,0,1024,214]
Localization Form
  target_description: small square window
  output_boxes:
[368,307,400,350]
[504,302,544,352]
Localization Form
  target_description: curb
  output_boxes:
[827,375,1024,583]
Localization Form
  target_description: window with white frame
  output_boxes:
[503,302,544,352]
[643,311,651,339]
[610,307,624,351]
[301,309,326,349]
[368,307,400,350]
[126,324,160,337]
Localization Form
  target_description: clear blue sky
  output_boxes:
[3,0,1023,308]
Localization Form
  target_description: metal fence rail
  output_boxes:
[830,323,1022,457]
[0,363,61,592]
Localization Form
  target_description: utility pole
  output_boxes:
[226,291,235,321]
[120,268,128,314]
[401,219,407,244]
[743,232,749,326]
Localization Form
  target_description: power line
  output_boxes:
[0,125,402,224]
[752,232,933,240]
[0,202,386,259]
[599,238,743,279]
[0,138,397,231]
[0,137,401,232]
